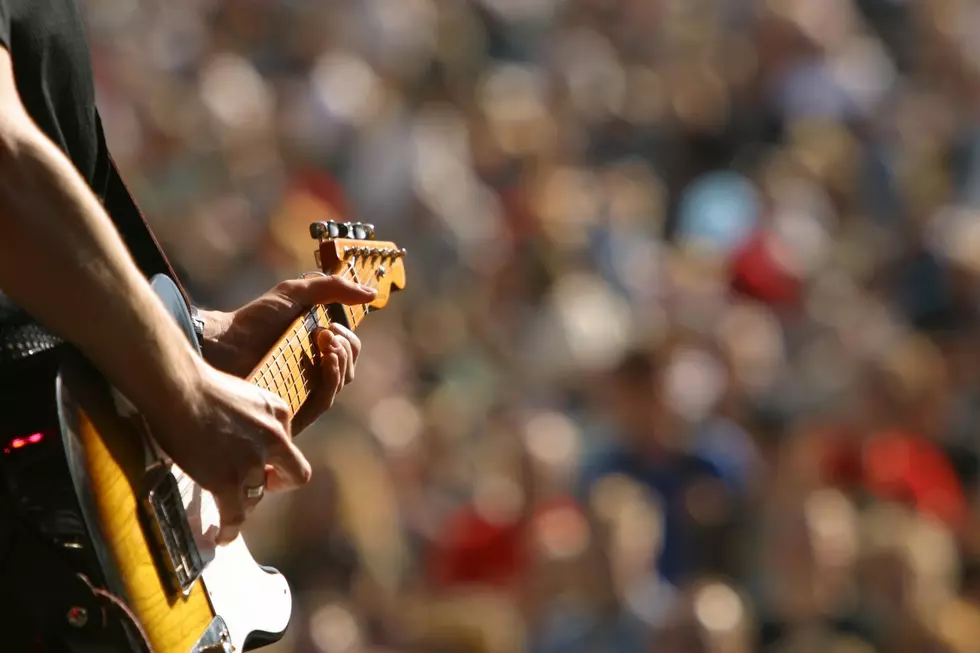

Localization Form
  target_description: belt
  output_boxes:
[0,322,63,365]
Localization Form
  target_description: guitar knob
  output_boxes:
[363,223,376,240]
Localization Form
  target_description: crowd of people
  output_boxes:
[83,0,980,651]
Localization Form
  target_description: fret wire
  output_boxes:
[256,261,380,388]
[277,364,290,399]
[297,345,312,394]
[284,360,296,401]
[288,347,304,404]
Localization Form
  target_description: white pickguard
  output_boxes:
[113,392,292,652]
[193,481,292,652]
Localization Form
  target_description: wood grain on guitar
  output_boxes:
[66,222,405,653]
[75,396,215,653]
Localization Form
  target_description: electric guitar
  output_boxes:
[0,221,405,652]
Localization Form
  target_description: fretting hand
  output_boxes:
[198,275,376,435]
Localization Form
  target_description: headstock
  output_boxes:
[310,221,407,312]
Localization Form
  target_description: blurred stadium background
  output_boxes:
[84,0,980,651]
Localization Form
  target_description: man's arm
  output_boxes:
[0,49,313,543]
[0,48,201,422]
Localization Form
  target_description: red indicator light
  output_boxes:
[5,432,45,453]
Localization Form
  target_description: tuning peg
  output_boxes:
[348,223,374,240]
[310,221,341,240]
[345,246,370,258]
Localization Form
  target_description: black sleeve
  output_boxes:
[0,1,10,53]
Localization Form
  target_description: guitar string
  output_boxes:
[166,261,373,510]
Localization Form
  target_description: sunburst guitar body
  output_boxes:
[1,222,404,652]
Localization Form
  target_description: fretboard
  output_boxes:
[247,301,370,416]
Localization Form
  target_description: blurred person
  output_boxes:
[0,1,376,650]
[749,472,866,647]
[850,502,960,653]
[639,577,755,653]
[578,345,731,588]
[819,337,970,532]
[528,473,654,653]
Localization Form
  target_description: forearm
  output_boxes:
[0,120,203,422]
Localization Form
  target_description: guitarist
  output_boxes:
[0,0,376,649]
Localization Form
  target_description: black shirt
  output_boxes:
[0,0,106,192]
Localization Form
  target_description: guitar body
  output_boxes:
[61,379,291,652]
[5,275,290,653]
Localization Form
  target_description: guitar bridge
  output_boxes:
[142,467,205,596]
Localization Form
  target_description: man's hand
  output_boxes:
[198,275,376,434]
[148,362,312,544]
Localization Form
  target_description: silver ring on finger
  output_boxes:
[245,483,265,500]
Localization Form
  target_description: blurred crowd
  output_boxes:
[83,0,980,651]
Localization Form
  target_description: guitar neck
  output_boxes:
[247,301,370,416]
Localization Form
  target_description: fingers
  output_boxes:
[264,464,292,493]
[276,275,377,310]
[330,323,361,382]
[263,391,292,427]
[256,387,312,490]
[330,326,355,383]
[214,490,247,545]
[265,434,313,489]
[315,329,346,409]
